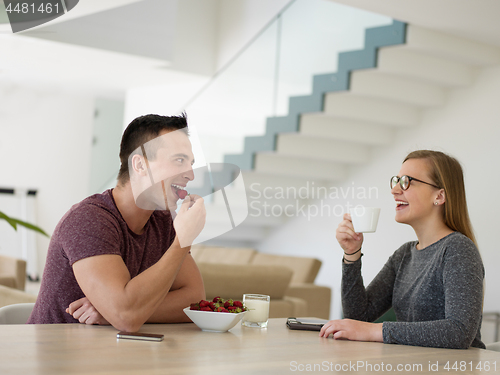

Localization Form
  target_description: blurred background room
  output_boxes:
[1,0,500,342]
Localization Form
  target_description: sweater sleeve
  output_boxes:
[383,236,485,349]
[341,248,403,322]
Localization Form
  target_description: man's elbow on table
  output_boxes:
[97,296,156,332]
[110,308,149,333]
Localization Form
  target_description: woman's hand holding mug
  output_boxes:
[336,213,363,262]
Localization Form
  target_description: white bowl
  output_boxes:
[183,307,247,332]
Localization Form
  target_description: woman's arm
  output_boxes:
[319,319,383,342]
[341,253,399,322]
[382,237,484,349]
[336,213,400,322]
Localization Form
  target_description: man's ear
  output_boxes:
[131,154,148,176]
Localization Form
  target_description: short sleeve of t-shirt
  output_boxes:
[27,189,176,325]
[58,201,123,265]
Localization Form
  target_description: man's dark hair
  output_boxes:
[117,113,189,184]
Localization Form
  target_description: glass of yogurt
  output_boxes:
[242,294,270,328]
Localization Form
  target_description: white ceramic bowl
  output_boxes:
[183,307,247,332]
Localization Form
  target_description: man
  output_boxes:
[28,113,206,332]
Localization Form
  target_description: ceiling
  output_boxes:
[329,0,500,47]
[0,0,499,99]
[21,0,178,62]
[0,0,214,98]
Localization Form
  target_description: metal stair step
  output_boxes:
[299,114,394,145]
[254,152,348,182]
[323,92,420,126]
[238,171,330,198]
[405,25,500,66]
[276,133,369,164]
[210,187,305,213]
[202,203,285,226]
[350,69,446,107]
[377,46,476,87]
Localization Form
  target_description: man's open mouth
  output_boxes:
[171,184,188,199]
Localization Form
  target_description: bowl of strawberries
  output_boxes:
[184,297,248,332]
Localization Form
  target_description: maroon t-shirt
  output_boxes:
[28,189,176,324]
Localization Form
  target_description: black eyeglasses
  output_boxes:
[390,175,441,191]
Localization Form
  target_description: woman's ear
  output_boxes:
[434,189,446,206]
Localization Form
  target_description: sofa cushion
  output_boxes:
[0,285,37,309]
[250,253,321,284]
[197,263,293,300]
[0,277,17,289]
[269,296,307,318]
[193,246,256,265]
[286,284,331,319]
[0,255,27,290]
[189,245,206,260]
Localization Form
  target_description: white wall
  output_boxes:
[0,0,300,278]
[216,0,291,70]
[170,0,219,76]
[0,85,94,276]
[89,98,125,194]
[257,65,500,322]
[125,0,392,167]
[124,0,292,120]
[124,0,295,163]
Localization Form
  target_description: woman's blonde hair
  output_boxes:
[404,150,477,246]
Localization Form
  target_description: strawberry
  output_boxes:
[190,303,200,310]
[193,298,246,313]
[199,300,210,308]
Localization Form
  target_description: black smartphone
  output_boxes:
[286,317,328,331]
[117,331,164,342]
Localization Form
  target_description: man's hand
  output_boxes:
[174,195,206,248]
[319,319,383,342]
[66,297,110,326]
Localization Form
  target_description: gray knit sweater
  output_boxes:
[342,232,485,349]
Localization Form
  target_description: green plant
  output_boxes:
[0,210,49,237]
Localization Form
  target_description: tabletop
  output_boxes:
[1,318,499,374]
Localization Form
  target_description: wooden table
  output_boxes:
[1,319,499,374]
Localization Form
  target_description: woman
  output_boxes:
[319,150,485,349]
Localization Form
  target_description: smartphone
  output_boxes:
[117,331,164,342]
[286,317,328,331]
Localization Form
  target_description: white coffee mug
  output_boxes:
[349,207,381,233]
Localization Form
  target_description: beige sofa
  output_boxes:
[191,246,331,319]
[0,255,27,291]
[0,285,37,309]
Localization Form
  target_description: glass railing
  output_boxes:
[95,0,393,194]
[181,0,393,166]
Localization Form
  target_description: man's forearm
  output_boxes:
[114,238,192,327]
[146,253,205,323]
[74,237,191,332]
[146,285,205,323]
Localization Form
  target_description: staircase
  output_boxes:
[201,21,500,246]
